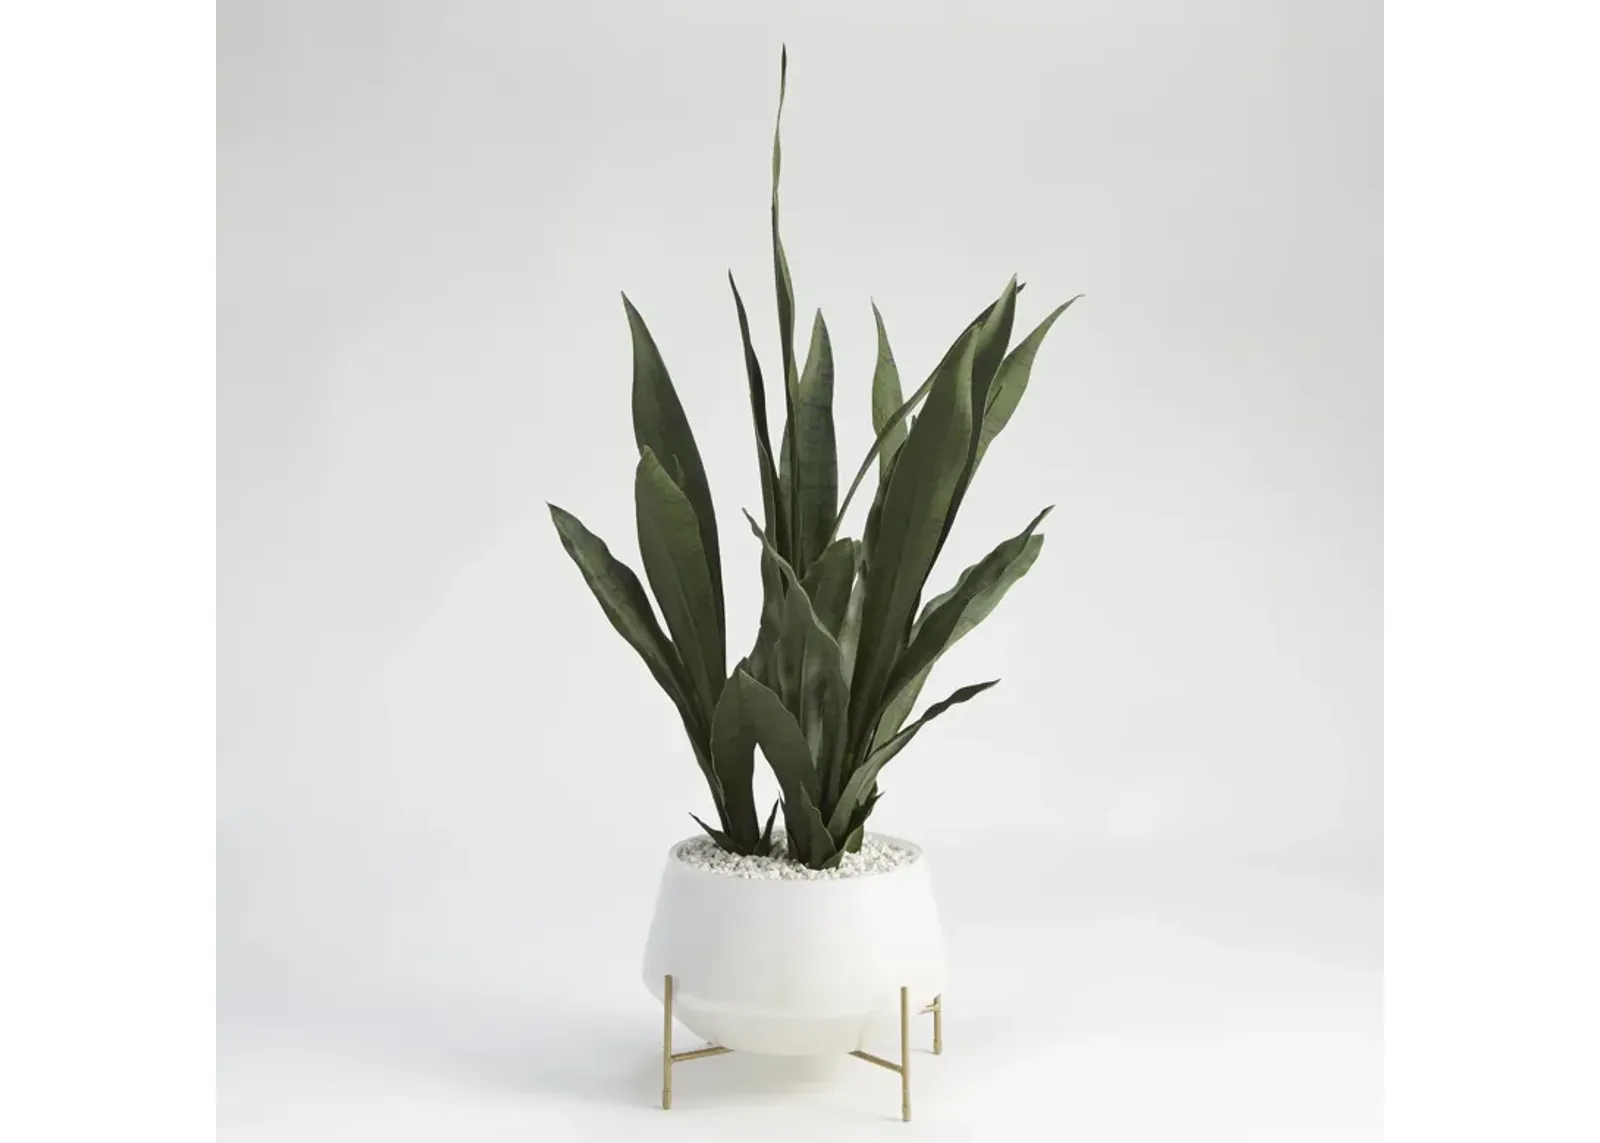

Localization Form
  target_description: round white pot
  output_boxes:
[641,834,946,1056]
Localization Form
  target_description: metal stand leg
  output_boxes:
[848,984,925,1122]
[662,973,673,1110]
[662,973,731,1110]
[930,993,943,1054]
[900,985,911,1121]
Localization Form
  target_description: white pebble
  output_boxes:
[674,833,918,880]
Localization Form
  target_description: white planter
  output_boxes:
[641,834,947,1056]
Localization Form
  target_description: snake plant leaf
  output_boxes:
[837,550,868,688]
[970,277,1019,431]
[869,302,905,478]
[623,296,725,655]
[690,813,738,852]
[728,273,787,552]
[876,533,1043,744]
[975,295,1082,467]
[847,327,980,759]
[841,789,881,853]
[935,278,1019,556]
[741,508,803,591]
[770,47,802,557]
[830,286,1027,544]
[831,679,1000,837]
[759,799,781,854]
[789,311,838,572]
[548,503,695,723]
[800,537,856,638]
[881,506,1051,725]
[734,668,836,866]
[709,665,766,852]
[730,274,792,690]
[733,667,820,804]
[635,448,726,714]
[771,579,850,807]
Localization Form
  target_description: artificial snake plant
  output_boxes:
[550,49,1078,868]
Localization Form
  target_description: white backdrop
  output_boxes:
[220,2,1380,1138]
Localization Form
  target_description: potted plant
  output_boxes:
[549,50,1077,1120]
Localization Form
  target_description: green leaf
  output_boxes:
[759,799,781,855]
[728,274,787,554]
[876,533,1043,744]
[771,580,850,809]
[937,278,1019,555]
[831,679,999,837]
[770,48,801,556]
[869,302,905,479]
[842,789,881,853]
[846,326,980,759]
[733,668,819,806]
[829,287,1027,544]
[741,508,802,591]
[970,277,1019,429]
[550,504,730,814]
[709,666,765,851]
[623,295,725,655]
[548,503,695,723]
[690,813,738,852]
[976,296,1082,467]
[837,548,868,688]
[790,311,838,571]
[730,274,792,688]
[800,537,856,638]
[878,507,1051,738]
[735,669,837,867]
[635,448,726,715]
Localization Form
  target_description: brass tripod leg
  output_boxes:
[899,984,911,1121]
[662,974,673,1110]
[661,973,732,1110]
[932,993,943,1054]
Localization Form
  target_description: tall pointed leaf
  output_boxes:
[931,278,1019,564]
[548,504,693,720]
[846,328,979,758]
[869,302,905,478]
[735,669,836,866]
[709,666,764,851]
[635,448,725,714]
[550,503,723,808]
[771,580,850,808]
[770,48,801,558]
[623,295,725,653]
[876,533,1043,744]
[728,274,786,551]
[790,310,837,571]
[837,553,868,688]
[830,287,1027,544]
[976,296,1082,467]
[880,507,1051,724]
[969,277,1019,428]
[730,273,791,686]
[830,679,1000,837]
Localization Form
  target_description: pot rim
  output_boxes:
[666,831,926,882]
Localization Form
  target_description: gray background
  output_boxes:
[220,2,1380,1138]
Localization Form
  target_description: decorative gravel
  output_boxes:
[675,834,918,880]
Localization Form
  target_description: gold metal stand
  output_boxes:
[661,974,943,1121]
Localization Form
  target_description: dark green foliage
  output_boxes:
[549,50,1076,867]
